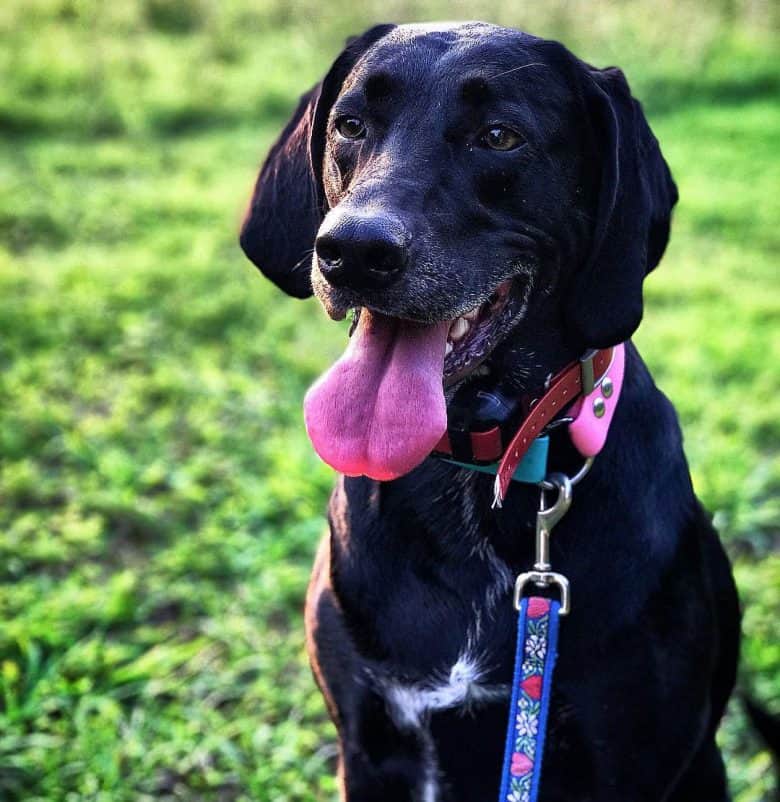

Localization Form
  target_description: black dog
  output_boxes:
[240,23,740,801]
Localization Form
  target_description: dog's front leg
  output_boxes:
[337,692,437,802]
[306,536,437,802]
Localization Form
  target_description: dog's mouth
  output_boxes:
[442,280,513,386]
[303,280,516,481]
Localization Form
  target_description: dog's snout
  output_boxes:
[315,215,408,290]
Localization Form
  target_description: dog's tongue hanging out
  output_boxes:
[303,311,449,480]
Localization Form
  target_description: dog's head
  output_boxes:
[240,23,677,480]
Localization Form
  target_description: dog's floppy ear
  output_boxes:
[565,65,678,348]
[239,25,396,298]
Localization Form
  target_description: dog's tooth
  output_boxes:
[450,317,469,341]
[463,306,480,321]
[445,341,453,356]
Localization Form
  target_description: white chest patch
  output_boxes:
[368,539,514,801]
[380,652,509,731]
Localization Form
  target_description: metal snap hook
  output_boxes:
[514,472,574,614]
[538,472,572,534]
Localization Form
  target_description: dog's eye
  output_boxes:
[335,116,366,140]
[479,125,524,151]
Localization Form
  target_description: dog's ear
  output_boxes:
[564,65,678,348]
[239,25,396,298]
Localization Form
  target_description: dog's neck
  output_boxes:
[330,343,697,636]
[487,296,585,399]
[356,341,692,623]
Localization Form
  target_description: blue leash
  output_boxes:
[438,446,576,802]
[497,473,573,802]
[498,597,561,802]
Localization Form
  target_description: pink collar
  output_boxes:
[434,344,626,504]
[494,343,625,501]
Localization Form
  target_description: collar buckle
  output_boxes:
[579,349,598,395]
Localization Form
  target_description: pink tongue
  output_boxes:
[303,311,450,480]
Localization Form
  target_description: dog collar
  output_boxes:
[433,344,626,503]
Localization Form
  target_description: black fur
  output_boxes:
[241,23,740,801]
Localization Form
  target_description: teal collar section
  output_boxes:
[439,435,549,485]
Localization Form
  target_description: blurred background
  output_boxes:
[0,0,777,799]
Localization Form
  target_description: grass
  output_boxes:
[0,1,778,799]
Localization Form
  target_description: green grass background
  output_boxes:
[0,0,778,799]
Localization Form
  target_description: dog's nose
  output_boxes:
[315,214,408,290]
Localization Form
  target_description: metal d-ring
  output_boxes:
[537,456,594,491]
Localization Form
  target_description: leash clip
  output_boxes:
[514,473,572,615]
[513,570,570,616]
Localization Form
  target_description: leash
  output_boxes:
[434,347,627,800]
[498,473,572,802]
[436,344,626,799]
[492,347,624,799]
[500,596,561,802]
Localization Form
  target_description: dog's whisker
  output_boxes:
[488,61,548,80]
[291,248,315,272]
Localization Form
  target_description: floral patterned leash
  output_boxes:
[498,473,573,802]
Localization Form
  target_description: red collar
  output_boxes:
[433,344,626,503]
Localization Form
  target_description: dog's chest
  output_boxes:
[375,651,511,730]
[361,539,517,729]
[330,479,522,723]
